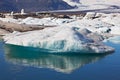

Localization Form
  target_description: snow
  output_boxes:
[20,17,74,26]
[60,17,112,34]
[63,0,120,11]
[80,0,120,6]
[102,13,120,26]
[104,36,120,44]
[21,17,73,25]
[83,12,97,19]
[0,17,75,26]
[4,27,114,53]
[0,13,119,36]
[1,12,120,54]
[110,26,120,35]
[0,18,20,23]
[63,0,81,6]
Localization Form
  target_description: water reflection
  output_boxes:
[4,44,110,74]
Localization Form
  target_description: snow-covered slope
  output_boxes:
[80,0,120,5]
[63,0,120,10]
[4,27,114,53]
[63,0,81,6]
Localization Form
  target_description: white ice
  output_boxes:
[104,36,120,44]
[63,0,120,11]
[4,27,114,53]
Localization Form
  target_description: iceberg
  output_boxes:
[3,27,114,53]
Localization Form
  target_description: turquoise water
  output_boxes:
[0,41,120,80]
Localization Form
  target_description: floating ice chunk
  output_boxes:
[83,12,96,19]
[3,27,114,53]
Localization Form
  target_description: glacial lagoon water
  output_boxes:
[0,41,120,80]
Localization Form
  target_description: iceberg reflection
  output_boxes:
[4,44,110,74]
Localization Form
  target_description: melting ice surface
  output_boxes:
[4,27,114,53]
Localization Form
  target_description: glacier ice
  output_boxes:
[3,27,114,53]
